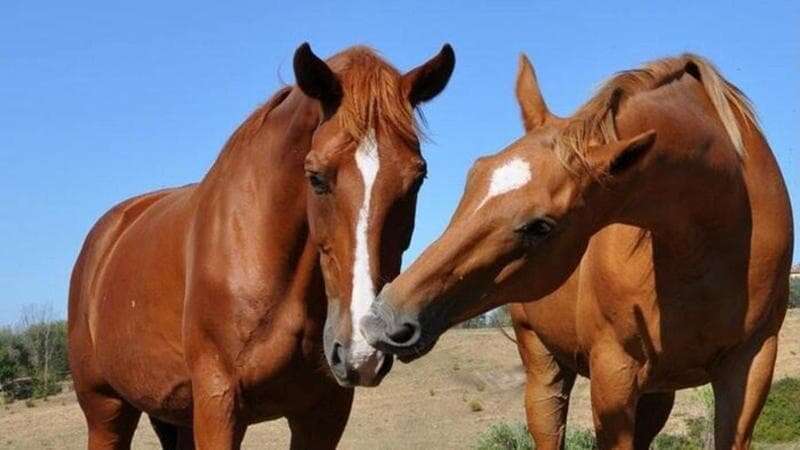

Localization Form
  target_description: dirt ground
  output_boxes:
[1,310,797,449]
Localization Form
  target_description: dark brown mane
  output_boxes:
[326,46,419,144]
[556,53,761,173]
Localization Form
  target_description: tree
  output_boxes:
[18,304,64,397]
[0,326,20,386]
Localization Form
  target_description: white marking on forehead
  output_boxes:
[475,157,532,211]
[349,128,384,370]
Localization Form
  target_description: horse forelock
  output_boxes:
[327,47,421,146]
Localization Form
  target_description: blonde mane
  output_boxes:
[556,53,761,172]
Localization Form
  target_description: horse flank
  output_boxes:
[557,53,762,172]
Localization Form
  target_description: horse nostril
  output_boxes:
[331,341,346,368]
[387,322,419,346]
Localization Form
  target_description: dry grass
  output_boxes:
[1,310,797,449]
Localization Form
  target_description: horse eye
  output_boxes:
[307,171,330,194]
[516,218,555,244]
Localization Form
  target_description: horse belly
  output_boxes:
[91,283,193,422]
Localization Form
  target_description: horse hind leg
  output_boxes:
[633,391,675,450]
[711,331,779,450]
[149,416,195,450]
[76,389,141,450]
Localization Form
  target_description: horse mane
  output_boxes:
[326,46,419,144]
[221,85,293,155]
[220,46,418,160]
[556,53,761,172]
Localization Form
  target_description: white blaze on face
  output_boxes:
[349,128,384,371]
[475,157,532,211]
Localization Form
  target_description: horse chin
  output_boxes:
[331,353,395,388]
[359,354,395,387]
[395,334,440,363]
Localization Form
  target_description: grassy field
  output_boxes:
[1,310,797,449]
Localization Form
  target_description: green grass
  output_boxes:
[753,377,800,443]
[652,433,702,450]
[475,378,800,450]
[473,422,599,450]
[473,422,532,450]
[473,423,699,450]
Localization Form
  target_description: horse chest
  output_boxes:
[575,229,755,386]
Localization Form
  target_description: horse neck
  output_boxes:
[192,90,326,314]
[603,91,752,267]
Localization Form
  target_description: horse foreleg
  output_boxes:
[287,386,354,450]
[149,416,195,450]
[633,392,674,450]
[190,359,245,450]
[514,321,576,450]
[589,343,640,450]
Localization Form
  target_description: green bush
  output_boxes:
[474,422,532,450]
[753,377,800,443]
[684,416,711,448]
[565,429,597,449]
[461,306,513,328]
[789,277,799,308]
[0,315,70,401]
[652,433,701,450]
[473,422,599,450]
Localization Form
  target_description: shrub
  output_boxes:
[461,306,513,328]
[0,305,70,400]
[753,377,800,443]
[469,400,484,412]
[32,375,62,398]
[474,422,599,450]
[789,277,799,308]
[684,416,711,448]
[652,433,701,450]
[565,429,597,449]
[474,422,532,450]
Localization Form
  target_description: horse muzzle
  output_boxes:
[326,336,394,387]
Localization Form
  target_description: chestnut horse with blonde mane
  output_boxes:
[68,43,453,449]
[363,54,793,449]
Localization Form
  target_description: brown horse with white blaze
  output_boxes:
[68,43,453,449]
[363,54,793,449]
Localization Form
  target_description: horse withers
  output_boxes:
[363,54,792,449]
[68,43,454,449]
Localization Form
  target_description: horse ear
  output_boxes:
[588,130,657,176]
[516,54,552,131]
[293,43,342,117]
[402,44,455,106]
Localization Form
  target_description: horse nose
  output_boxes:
[385,320,421,347]
[360,300,423,350]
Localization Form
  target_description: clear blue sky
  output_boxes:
[1,1,798,323]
